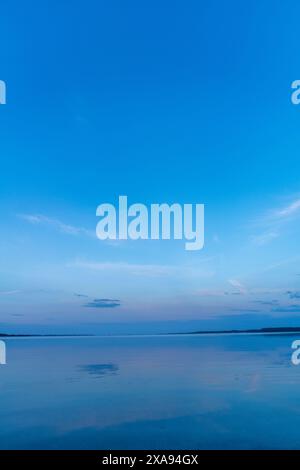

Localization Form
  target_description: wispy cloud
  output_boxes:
[68,260,215,279]
[250,196,300,246]
[84,298,121,309]
[194,286,291,303]
[251,231,279,246]
[0,290,21,296]
[253,299,279,306]
[273,199,300,219]
[228,279,247,295]
[255,197,300,226]
[18,214,95,238]
[271,304,300,313]
[261,256,300,273]
[196,289,229,297]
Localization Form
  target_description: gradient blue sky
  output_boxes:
[1,1,300,334]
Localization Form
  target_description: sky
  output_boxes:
[1,1,300,334]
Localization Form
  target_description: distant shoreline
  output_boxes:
[0,334,93,338]
[174,327,300,336]
[1,327,300,337]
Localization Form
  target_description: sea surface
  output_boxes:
[0,334,300,449]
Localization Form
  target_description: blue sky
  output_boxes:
[1,1,300,334]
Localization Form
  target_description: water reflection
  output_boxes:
[78,363,119,378]
[0,335,299,449]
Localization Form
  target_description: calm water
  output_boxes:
[0,334,300,449]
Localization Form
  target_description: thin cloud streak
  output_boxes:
[274,199,300,219]
[250,196,300,246]
[251,231,279,246]
[68,260,215,278]
[18,214,95,238]
[228,279,247,295]
[255,196,300,225]
[0,290,21,296]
